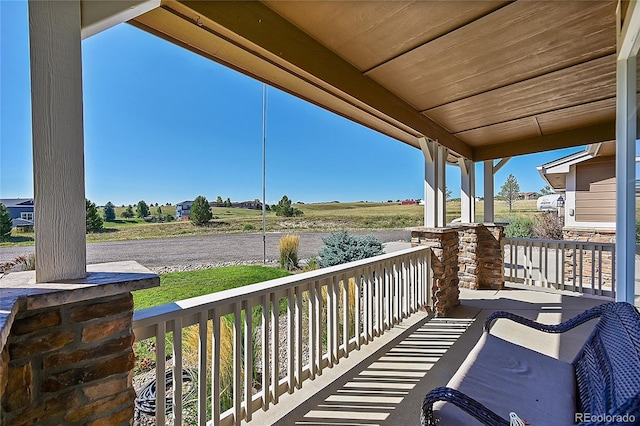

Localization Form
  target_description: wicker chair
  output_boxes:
[421,302,640,425]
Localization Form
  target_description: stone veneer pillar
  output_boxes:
[411,224,504,316]
[0,261,158,426]
[411,227,460,316]
[457,224,504,290]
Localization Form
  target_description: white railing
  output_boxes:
[132,246,432,426]
[502,237,615,298]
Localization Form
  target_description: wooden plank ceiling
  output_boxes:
[132,0,618,162]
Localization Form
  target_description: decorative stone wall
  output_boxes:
[1,294,136,425]
[562,228,615,289]
[411,224,505,316]
[456,224,504,290]
[411,227,460,316]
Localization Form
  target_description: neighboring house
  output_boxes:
[401,199,417,205]
[537,141,616,231]
[0,198,35,227]
[518,192,540,200]
[175,201,193,221]
[210,201,262,209]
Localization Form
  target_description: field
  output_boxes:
[1,200,542,247]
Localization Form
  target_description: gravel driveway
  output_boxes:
[0,230,410,270]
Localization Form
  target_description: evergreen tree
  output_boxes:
[0,203,12,241]
[224,197,232,208]
[190,195,213,226]
[136,200,150,218]
[103,201,116,222]
[497,174,521,212]
[216,196,223,204]
[540,185,553,195]
[86,199,104,232]
[121,205,135,218]
[274,195,303,217]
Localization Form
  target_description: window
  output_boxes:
[21,212,33,221]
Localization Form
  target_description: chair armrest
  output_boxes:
[421,387,509,426]
[484,303,608,333]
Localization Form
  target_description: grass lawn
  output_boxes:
[133,265,291,310]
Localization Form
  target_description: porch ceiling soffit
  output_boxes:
[130,0,618,162]
[131,0,472,158]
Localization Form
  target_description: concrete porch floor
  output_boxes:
[248,287,611,426]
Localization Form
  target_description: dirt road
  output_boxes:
[0,230,410,269]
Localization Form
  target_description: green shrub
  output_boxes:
[279,234,300,270]
[0,203,11,241]
[243,223,255,231]
[505,217,534,238]
[302,257,319,272]
[318,231,384,268]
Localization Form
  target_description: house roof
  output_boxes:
[130,0,621,162]
[0,198,35,208]
[536,141,616,190]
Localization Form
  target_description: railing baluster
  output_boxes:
[385,261,391,329]
[261,294,270,411]
[326,277,334,366]
[355,270,362,349]
[287,287,294,393]
[597,246,603,295]
[156,321,166,426]
[233,303,242,424]
[295,285,302,389]
[578,244,584,293]
[197,311,207,426]
[342,274,349,357]
[332,276,339,362]
[211,309,220,426]
[314,280,323,375]
[270,293,279,404]
[307,283,316,380]
[172,317,183,426]
[243,300,253,421]
[591,245,596,295]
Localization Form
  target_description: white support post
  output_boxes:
[419,137,446,227]
[615,1,639,303]
[436,145,448,227]
[483,160,494,223]
[483,157,511,223]
[460,158,475,223]
[29,0,87,282]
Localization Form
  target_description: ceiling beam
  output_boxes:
[472,121,615,161]
[173,0,471,158]
[81,0,160,39]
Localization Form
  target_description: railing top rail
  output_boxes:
[503,237,615,247]
[133,245,430,326]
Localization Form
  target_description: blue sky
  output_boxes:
[1,1,583,206]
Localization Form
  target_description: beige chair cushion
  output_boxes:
[433,333,576,425]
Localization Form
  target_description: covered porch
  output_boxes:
[1,0,639,425]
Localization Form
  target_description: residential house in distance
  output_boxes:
[537,141,616,239]
[0,198,35,227]
[517,191,540,200]
[210,200,262,209]
[175,200,193,221]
